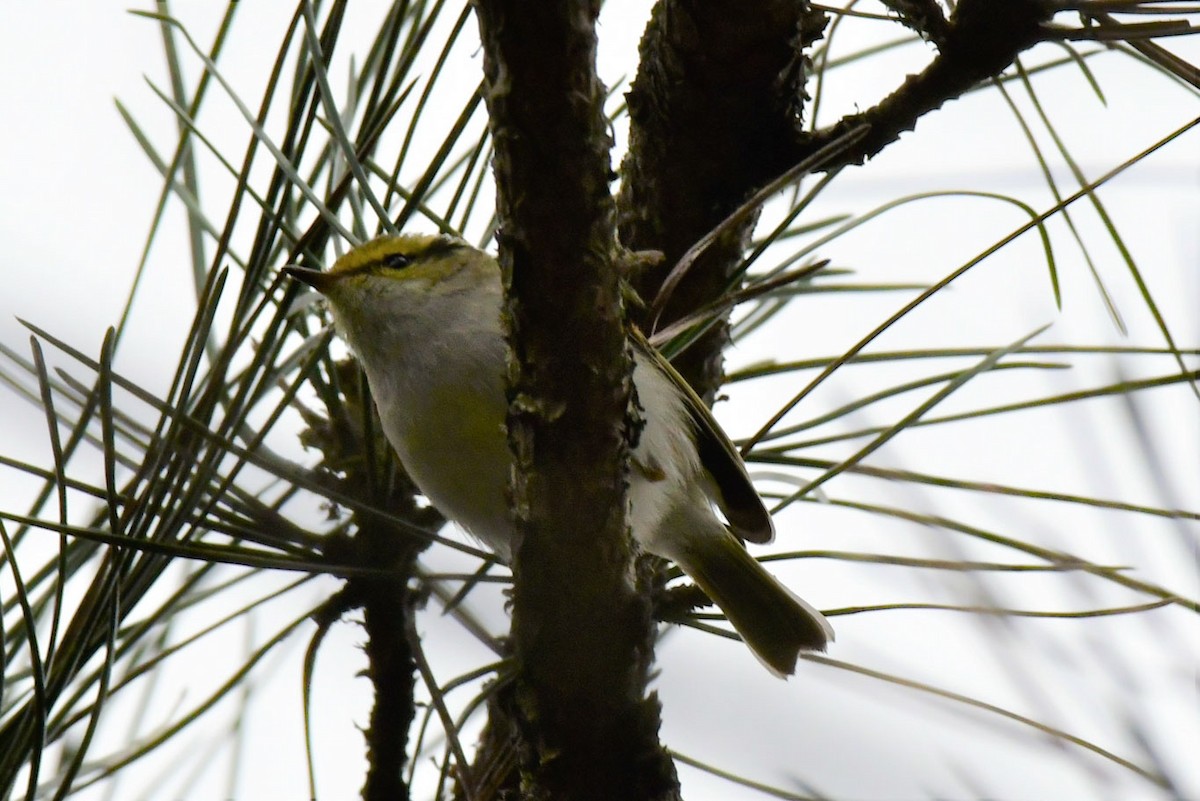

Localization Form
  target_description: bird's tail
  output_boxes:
[666,510,833,677]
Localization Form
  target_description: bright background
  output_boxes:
[1,3,1197,800]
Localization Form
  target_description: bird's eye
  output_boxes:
[381,252,412,270]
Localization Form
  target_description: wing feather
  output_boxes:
[631,331,774,544]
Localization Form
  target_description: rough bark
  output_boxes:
[471,2,678,799]
[618,0,827,401]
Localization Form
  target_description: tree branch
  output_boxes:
[356,521,420,801]
[303,360,438,801]
[792,0,1055,172]
[618,0,827,399]
[472,1,677,799]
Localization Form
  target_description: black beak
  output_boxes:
[282,265,337,293]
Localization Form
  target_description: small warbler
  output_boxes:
[284,234,832,676]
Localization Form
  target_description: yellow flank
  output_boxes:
[403,379,504,456]
[397,376,509,519]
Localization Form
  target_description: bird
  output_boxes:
[284,233,833,675]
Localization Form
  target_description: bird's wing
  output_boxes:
[631,330,774,544]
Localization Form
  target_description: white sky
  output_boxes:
[1,3,1198,800]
